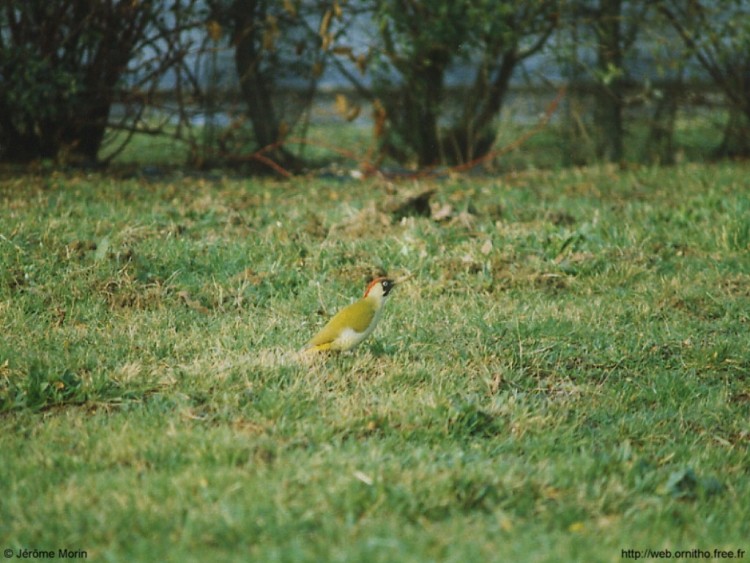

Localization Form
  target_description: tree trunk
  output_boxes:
[445,50,518,164]
[406,56,445,167]
[234,17,280,148]
[717,109,750,158]
[231,0,299,169]
[593,0,625,163]
[644,80,680,164]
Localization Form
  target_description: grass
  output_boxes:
[1,161,749,561]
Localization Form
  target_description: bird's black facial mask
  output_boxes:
[381,279,395,296]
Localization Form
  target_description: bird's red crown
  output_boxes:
[364,276,394,297]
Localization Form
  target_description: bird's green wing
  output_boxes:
[307,299,376,347]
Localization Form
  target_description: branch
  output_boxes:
[658,3,743,110]
[442,84,567,176]
[329,55,375,101]
[260,85,566,180]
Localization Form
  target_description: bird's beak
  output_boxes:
[394,273,413,285]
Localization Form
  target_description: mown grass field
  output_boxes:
[1,162,749,561]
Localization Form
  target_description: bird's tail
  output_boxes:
[295,342,331,362]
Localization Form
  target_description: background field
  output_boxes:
[1,162,749,561]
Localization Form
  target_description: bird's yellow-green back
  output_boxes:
[306,297,378,349]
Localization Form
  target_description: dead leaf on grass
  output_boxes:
[178,290,210,314]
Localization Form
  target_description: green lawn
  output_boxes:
[1,162,749,561]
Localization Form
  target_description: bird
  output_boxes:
[300,276,397,355]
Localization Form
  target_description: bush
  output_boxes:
[0,1,201,164]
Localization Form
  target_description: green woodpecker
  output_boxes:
[301,277,396,354]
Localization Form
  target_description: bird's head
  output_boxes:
[363,277,396,301]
